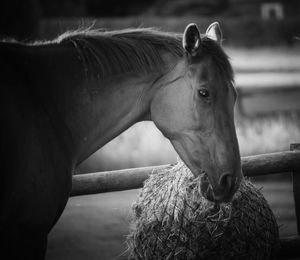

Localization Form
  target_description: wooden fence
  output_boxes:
[71,144,300,258]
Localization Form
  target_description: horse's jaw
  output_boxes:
[168,131,243,203]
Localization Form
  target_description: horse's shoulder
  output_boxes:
[0,115,72,232]
[0,83,72,228]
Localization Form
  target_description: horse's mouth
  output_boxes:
[200,173,215,202]
[200,173,233,203]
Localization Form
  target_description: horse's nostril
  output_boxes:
[219,173,233,192]
[200,172,239,203]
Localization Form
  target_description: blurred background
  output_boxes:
[1,0,300,259]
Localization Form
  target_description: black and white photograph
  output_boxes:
[0,0,300,259]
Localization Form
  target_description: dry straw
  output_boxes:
[127,159,279,260]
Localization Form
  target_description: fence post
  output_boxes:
[291,143,300,235]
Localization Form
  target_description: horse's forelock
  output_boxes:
[201,37,234,83]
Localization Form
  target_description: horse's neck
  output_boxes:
[8,42,155,164]
[75,76,153,163]
[2,40,179,166]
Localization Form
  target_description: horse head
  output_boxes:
[151,22,243,203]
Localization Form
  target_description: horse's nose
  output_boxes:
[214,172,238,202]
[219,173,233,192]
[200,172,240,203]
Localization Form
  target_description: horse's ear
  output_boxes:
[206,22,222,44]
[183,23,201,56]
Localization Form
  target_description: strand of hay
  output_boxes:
[127,159,279,260]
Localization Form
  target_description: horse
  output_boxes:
[0,22,242,259]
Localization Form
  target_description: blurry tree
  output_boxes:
[87,0,155,16]
[0,0,41,41]
[41,0,87,17]
[148,0,229,16]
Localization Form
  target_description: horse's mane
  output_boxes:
[53,27,233,81]
[1,27,233,81]
[54,28,183,79]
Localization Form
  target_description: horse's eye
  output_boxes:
[198,88,210,98]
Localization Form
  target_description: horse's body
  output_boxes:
[0,23,242,259]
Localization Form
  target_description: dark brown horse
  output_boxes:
[0,22,242,259]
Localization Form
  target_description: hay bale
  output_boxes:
[127,159,279,260]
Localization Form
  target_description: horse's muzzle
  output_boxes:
[200,172,240,203]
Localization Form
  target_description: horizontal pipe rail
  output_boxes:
[71,150,300,197]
